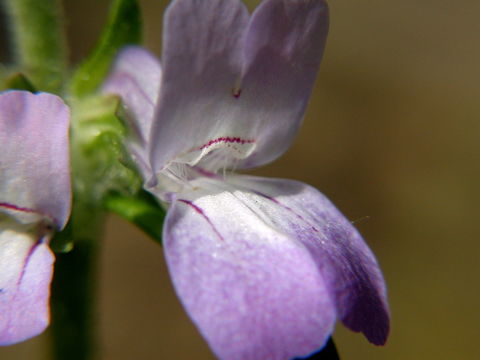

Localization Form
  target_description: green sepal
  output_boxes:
[70,94,142,202]
[104,190,166,243]
[61,92,144,252]
[2,72,37,92]
[69,0,142,98]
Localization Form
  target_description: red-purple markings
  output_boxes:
[232,88,242,99]
[0,203,54,297]
[0,202,56,226]
[251,190,320,233]
[197,137,255,151]
[177,199,225,242]
[191,166,222,179]
[0,202,37,214]
[15,241,40,290]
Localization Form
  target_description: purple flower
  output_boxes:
[0,91,71,345]
[104,0,389,358]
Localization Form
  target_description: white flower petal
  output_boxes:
[164,182,336,360]
[0,224,54,345]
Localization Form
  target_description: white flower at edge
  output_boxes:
[0,91,71,345]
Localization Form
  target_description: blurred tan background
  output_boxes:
[2,0,480,359]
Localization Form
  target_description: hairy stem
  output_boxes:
[50,201,104,360]
[2,0,67,93]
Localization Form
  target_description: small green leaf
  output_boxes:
[2,72,37,92]
[104,190,166,243]
[69,0,142,98]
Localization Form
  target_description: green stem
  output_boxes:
[2,0,67,93]
[50,202,105,360]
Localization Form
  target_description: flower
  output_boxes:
[0,90,71,345]
[104,0,390,359]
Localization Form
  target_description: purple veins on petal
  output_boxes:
[177,199,225,242]
[227,175,390,346]
[0,91,71,228]
[0,90,71,345]
[102,0,389,357]
[0,203,39,215]
[0,224,55,345]
[164,186,337,360]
